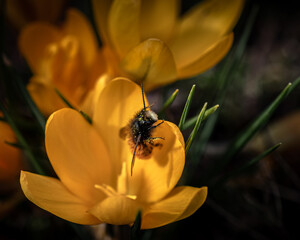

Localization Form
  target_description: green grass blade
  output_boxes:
[0,103,46,175]
[219,78,300,173]
[185,102,207,153]
[13,74,46,131]
[55,88,75,109]
[131,210,142,240]
[178,85,195,130]
[213,143,281,187]
[183,104,219,130]
[158,89,179,115]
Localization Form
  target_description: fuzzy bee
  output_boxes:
[120,83,164,176]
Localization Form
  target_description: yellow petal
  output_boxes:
[27,77,68,116]
[127,121,185,203]
[20,171,100,225]
[178,33,233,78]
[92,0,112,44]
[45,108,111,204]
[170,0,243,69]
[108,0,141,58]
[121,38,177,91]
[93,78,146,178]
[89,195,140,225]
[18,23,61,74]
[141,186,207,229]
[180,0,244,36]
[140,0,179,42]
[63,9,98,67]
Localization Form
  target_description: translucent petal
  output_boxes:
[142,186,207,229]
[20,171,101,225]
[45,108,111,203]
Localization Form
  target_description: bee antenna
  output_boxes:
[141,81,146,110]
[131,134,141,176]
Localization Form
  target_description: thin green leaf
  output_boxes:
[178,85,195,130]
[194,5,259,163]
[213,143,281,187]
[55,88,75,109]
[55,88,93,124]
[185,102,207,153]
[14,76,46,131]
[4,140,23,149]
[218,78,300,173]
[79,110,93,124]
[158,89,179,115]
[0,103,46,175]
[131,210,142,240]
[183,104,219,130]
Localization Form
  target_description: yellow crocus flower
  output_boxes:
[18,9,106,116]
[92,0,245,90]
[20,78,207,228]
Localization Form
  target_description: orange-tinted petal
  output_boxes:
[0,120,22,182]
[80,74,112,117]
[178,33,233,78]
[20,171,100,225]
[90,195,140,225]
[127,121,185,203]
[170,0,243,69]
[121,38,177,91]
[108,0,141,58]
[93,78,146,179]
[18,22,61,74]
[141,186,207,229]
[92,0,112,44]
[27,77,68,116]
[63,9,98,67]
[45,108,111,204]
[140,0,179,42]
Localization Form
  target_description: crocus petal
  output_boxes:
[180,0,244,36]
[45,108,111,204]
[27,77,68,116]
[18,23,61,74]
[93,78,146,178]
[141,186,207,229]
[170,0,243,69]
[128,121,185,203]
[89,195,140,225]
[80,74,111,117]
[178,33,233,78]
[140,0,179,42]
[20,171,101,225]
[108,0,141,58]
[121,38,177,91]
[92,0,112,44]
[63,9,98,67]
[0,119,22,182]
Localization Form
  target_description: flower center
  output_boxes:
[94,162,137,200]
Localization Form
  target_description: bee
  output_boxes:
[120,82,164,176]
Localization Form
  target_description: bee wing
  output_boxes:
[119,126,128,140]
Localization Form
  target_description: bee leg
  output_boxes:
[146,137,164,148]
[148,120,164,131]
[131,134,141,176]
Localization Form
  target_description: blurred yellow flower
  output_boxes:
[0,117,22,186]
[18,9,106,116]
[92,0,244,90]
[20,78,207,228]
